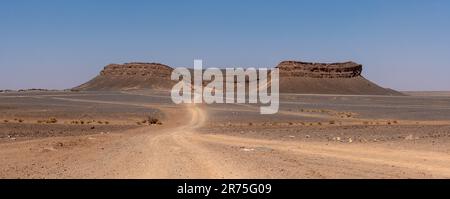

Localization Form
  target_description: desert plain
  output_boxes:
[1,90,450,179]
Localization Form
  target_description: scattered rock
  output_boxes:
[240,147,255,152]
[405,134,418,140]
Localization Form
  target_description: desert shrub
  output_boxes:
[3,120,8,123]
[47,117,57,124]
[147,116,160,125]
[18,119,24,123]
[104,121,109,125]
[329,121,336,125]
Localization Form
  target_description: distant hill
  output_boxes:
[276,61,403,95]
[74,61,402,96]
[73,63,175,91]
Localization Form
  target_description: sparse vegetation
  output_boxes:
[47,117,57,124]
[3,120,8,123]
[36,117,58,124]
[146,116,162,125]
[329,120,336,125]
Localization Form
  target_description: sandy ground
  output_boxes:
[1,91,450,179]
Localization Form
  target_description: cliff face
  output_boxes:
[100,63,173,78]
[277,61,362,78]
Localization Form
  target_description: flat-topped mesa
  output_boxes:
[277,61,362,78]
[100,62,173,78]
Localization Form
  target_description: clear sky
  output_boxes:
[1,0,449,91]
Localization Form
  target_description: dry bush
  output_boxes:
[147,116,162,125]
[329,121,336,125]
[47,117,57,124]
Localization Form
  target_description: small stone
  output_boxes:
[405,134,414,140]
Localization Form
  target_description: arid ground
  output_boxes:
[1,90,450,178]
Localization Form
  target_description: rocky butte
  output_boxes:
[74,60,402,96]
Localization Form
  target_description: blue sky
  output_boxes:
[1,0,449,90]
